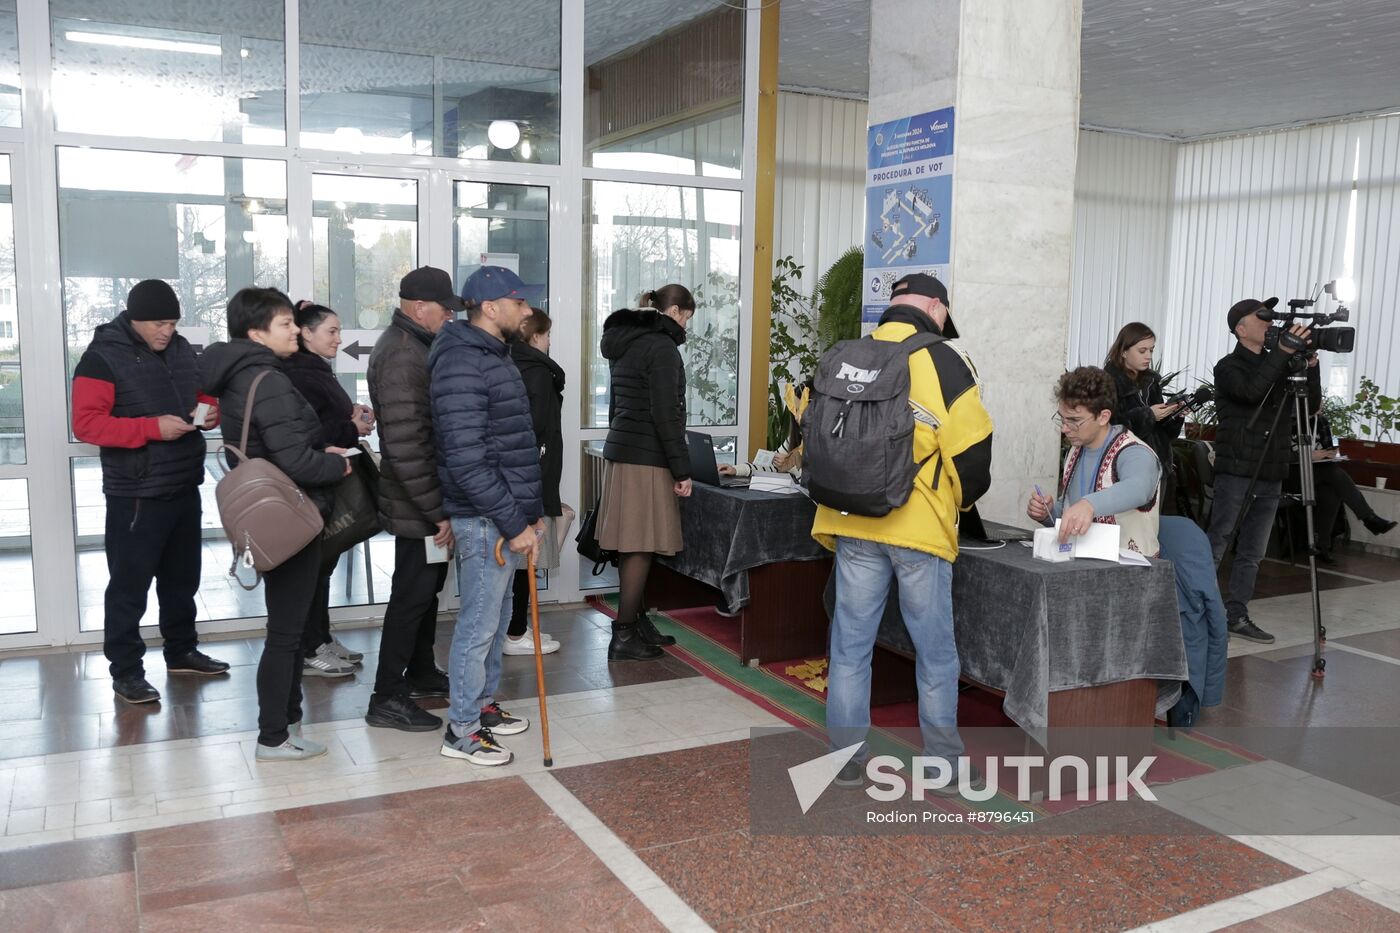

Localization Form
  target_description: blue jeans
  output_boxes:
[826,536,963,762]
[1206,475,1281,622]
[448,517,523,734]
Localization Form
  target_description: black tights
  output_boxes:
[616,552,654,631]
[1314,462,1379,548]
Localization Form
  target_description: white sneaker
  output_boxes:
[503,633,560,656]
[303,644,356,677]
[325,636,363,664]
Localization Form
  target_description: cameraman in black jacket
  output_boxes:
[1206,297,1320,644]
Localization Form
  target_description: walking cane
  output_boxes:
[495,538,552,767]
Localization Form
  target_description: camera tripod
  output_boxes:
[1219,361,1327,680]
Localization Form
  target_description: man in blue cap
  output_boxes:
[430,266,548,766]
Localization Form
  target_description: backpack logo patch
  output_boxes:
[835,362,881,384]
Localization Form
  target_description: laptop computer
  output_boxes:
[958,504,1032,544]
[686,431,749,488]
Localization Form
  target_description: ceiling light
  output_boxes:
[487,120,521,150]
[65,31,221,56]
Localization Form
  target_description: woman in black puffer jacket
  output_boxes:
[1105,322,1186,513]
[282,302,376,677]
[200,288,351,763]
[597,284,694,661]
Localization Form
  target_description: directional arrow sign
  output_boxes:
[336,329,382,374]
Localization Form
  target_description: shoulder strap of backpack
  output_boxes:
[899,331,946,357]
[239,370,271,455]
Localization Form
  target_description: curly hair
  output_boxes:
[1054,366,1117,417]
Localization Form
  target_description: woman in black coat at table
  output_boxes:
[281,302,377,677]
[1105,322,1186,512]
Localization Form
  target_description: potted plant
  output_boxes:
[764,256,820,448]
[815,246,864,350]
[1338,377,1400,465]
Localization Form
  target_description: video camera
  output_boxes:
[1260,280,1355,354]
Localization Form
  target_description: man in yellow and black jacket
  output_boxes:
[814,273,993,789]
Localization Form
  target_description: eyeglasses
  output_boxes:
[1051,412,1092,430]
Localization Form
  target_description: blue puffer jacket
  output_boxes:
[429,320,542,539]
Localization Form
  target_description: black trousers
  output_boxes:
[1314,462,1374,548]
[371,535,447,698]
[300,558,335,659]
[509,569,531,638]
[258,537,322,746]
[103,490,202,680]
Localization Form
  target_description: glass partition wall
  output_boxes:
[0,0,755,650]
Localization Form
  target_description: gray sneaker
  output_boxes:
[325,636,363,664]
[255,737,328,762]
[303,644,356,677]
[440,727,513,766]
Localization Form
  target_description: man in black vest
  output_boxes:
[72,280,229,704]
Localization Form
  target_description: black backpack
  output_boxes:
[801,332,945,517]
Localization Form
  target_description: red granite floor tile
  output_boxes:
[717,882,955,932]
[140,884,316,932]
[0,833,134,890]
[486,878,666,933]
[136,813,294,903]
[1222,889,1400,931]
[438,813,616,908]
[0,872,138,933]
[299,871,475,930]
[896,840,1176,932]
[280,807,442,890]
[639,828,919,925]
[1059,832,1302,914]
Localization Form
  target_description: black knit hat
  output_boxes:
[125,280,181,321]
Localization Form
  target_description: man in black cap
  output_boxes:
[72,280,227,704]
[363,266,463,732]
[1205,297,1318,644]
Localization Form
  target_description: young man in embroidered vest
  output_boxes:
[71,279,228,705]
[1028,367,1162,556]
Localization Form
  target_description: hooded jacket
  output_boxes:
[281,349,359,450]
[811,306,994,562]
[199,339,347,517]
[367,311,444,537]
[511,340,565,517]
[71,314,212,498]
[1106,364,1183,473]
[429,320,542,539]
[600,308,689,480]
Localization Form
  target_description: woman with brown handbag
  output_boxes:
[201,288,352,762]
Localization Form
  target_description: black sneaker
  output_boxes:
[833,759,865,787]
[407,669,450,698]
[165,650,231,675]
[365,693,443,732]
[113,675,160,705]
[479,701,529,736]
[635,612,677,647]
[1228,616,1276,644]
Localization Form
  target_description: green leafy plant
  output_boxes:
[1346,376,1399,443]
[1317,392,1357,440]
[815,246,864,350]
[765,256,820,448]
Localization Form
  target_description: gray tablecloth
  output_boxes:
[660,482,828,610]
[851,535,1186,739]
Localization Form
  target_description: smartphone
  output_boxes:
[192,402,211,425]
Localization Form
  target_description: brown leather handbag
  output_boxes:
[215,371,324,589]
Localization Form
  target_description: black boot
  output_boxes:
[1363,514,1398,536]
[608,624,664,661]
[635,612,676,647]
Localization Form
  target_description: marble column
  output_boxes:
[869,0,1082,525]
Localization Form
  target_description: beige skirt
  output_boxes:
[597,461,683,556]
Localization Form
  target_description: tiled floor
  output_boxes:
[2,564,1400,931]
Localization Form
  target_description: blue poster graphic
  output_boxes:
[861,107,954,326]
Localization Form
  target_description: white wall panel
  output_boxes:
[773,91,864,293]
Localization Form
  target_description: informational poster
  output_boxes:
[335,329,381,374]
[862,107,955,327]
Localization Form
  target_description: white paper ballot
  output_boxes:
[192,402,211,425]
[1033,521,1128,564]
[341,448,361,457]
[424,536,449,564]
[1117,549,1151,566]
[752,449,776,470]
